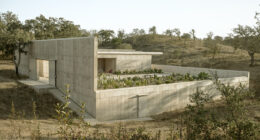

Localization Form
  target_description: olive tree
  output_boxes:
[98,29,115,47]
[164,29,173,37]
[24,15,82,40]
[181,33,191,46]
[233,25,260,66]
[189,29,196,40]
[149,26,157,35]
[0,11,34,77]
[172,28,181,40]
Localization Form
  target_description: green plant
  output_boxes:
[112,68,163,75]
[182,79,260,140]
[98,72,211,89]
[30,101,41,139]
[55,84,73,139]
[198,72,210,80]
[216,82,259,140]
[183,89,218,140]
[72,103,90,139]
[114,71,122,75]
[130,126,151,140]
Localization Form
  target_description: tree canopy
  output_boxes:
[0,11,34,76]
[232,24,260,66]
[24,15,83,40]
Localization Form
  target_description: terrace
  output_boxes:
[98,69,211,89]
[95,64,249,120]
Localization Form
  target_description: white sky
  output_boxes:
[1,0,259,38]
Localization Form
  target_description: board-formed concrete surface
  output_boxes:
[95,76,249,121]
[152,64,249,78]
[98,49,162,71]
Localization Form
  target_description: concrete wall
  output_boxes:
[152,64,249,79]
[98,54,152,71]
[95,66,249,121]
[18,37,98,117]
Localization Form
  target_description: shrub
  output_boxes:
[183,89,218,140]
[182,80,259,140]
[216,82,259,140]
[130,127,152,140]
[113,68,163,75]
[198,72,210,80]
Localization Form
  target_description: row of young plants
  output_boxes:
[113,68,163,75]
[98,72,211,89]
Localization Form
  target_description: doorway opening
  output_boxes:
[98,58,116,73]
[37,59,49,83]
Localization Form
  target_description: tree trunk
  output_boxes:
[13,46,21,78]
[248,51,255,67]
[15,65,19,77]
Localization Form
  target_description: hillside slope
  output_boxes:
[0,61,61,119]
[126,35,260,95]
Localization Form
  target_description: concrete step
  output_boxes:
[86,117,154,125]
[18,79,55,93]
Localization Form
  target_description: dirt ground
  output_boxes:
[0,45,260,139]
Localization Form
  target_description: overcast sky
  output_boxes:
[1,0,259,38]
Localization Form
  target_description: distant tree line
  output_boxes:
[1,9,260,77]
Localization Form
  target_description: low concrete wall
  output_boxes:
[96,71,249,121]
[152,64,249,78]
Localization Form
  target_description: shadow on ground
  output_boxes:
[0,82,60,119]
[0,66,60,119]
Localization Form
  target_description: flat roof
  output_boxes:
[98,49,163,55]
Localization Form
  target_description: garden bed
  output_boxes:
[99,73,172,80]
[98,72,211,89]
[113,68,163,75]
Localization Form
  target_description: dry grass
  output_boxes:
[0,61,60,119]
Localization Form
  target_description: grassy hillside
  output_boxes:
[126,34,260,95]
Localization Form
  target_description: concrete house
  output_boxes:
[17,37,250,121]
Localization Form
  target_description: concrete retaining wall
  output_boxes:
[95,69,249,121]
